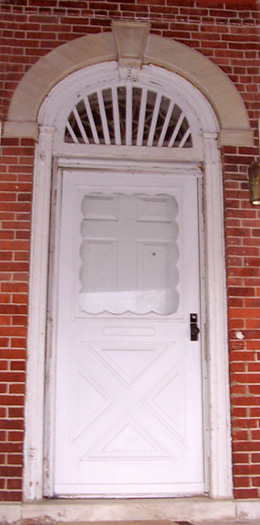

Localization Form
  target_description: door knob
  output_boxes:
[190,313,200,341]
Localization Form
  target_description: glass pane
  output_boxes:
[79,193,180,315]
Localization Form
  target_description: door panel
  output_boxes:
[53,170,204,496]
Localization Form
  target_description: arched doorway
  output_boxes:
[38,60,226,500]
[3,25,253,506]
[44,62,210,497]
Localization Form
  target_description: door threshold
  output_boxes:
[0,496,243,524]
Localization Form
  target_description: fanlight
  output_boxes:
[65,85,192,148]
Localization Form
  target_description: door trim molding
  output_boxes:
[23,136,232,502]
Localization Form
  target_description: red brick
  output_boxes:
[0,0,259,504]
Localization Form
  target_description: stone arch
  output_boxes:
[3,29,253,147]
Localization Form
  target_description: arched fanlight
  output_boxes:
[64,85,193,149]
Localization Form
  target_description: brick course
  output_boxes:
[0,0,260,502]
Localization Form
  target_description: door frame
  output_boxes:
[23,140,232,501]
[23,69,232,501]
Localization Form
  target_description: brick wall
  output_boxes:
[0,0,260,502]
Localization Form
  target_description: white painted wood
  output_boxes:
[98,89,111,145]
[54,170,204,496]
[168,112,185,148]
[112,86,121,145]
[126,84,132,146]
[158,100,175,147]
[54,142,203,162]
[84,95,100,144]
[38,63,205,155]
[23,126,55,501]
[64,79,193,149]
[147,93,161,146]
[66,119,79,143]
[203,133,232,498]
[179,129,191,148]
[73,106,89,144]
[57,158,201,172]
[137,87,147,146]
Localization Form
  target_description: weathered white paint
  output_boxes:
[202,132,232,498]
[23,127,55,500]
[38,62,208,159]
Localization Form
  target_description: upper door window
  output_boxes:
[79,192,179,315]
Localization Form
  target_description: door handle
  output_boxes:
[190,313,200,341]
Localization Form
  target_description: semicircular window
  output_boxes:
[65,86,192,148]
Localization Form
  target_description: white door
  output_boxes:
[53,169,205,497]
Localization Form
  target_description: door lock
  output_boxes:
[190,313,200,341]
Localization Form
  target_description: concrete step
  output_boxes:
[13,519,260,524]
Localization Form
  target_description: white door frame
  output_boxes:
[23,65,232,502]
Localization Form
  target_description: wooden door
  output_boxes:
[53,169,205,497]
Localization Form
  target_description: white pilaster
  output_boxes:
[203,132,233,498]
[23,126,55,501]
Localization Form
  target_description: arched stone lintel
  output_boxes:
[3,31,254,147]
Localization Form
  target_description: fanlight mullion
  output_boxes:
[73,107,89,144]
[136,88,147,146]
[112,86,121,145]
[97,90,111,145]
[168,112,185,148]
[83,96,100,144]
[126,85,133,146]
[179,128,192,148]
[66,120,79,143]
[147,93,162,147]
[157,100,175,147]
